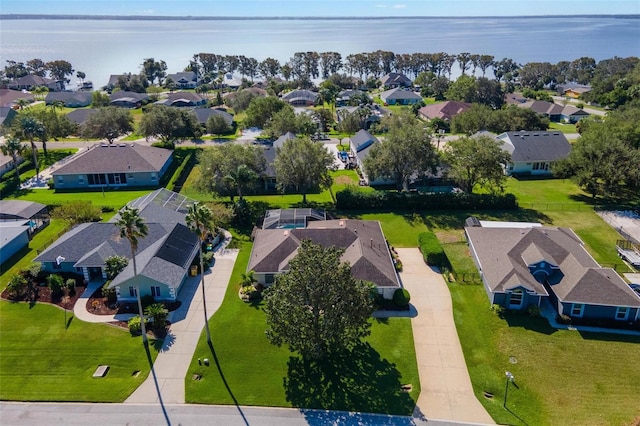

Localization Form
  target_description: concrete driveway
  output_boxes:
[397,248,495,425]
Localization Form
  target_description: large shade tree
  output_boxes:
[115,206,149,345]
[195,143,266,201]
[138,104,199,144]
[274,136,334,203]
[80,107,134,143]
[442,135,511,193]
[363,110,439,191]
[186,202,215,345]
[263,240,375,361]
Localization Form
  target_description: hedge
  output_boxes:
[335,187,518,211]
[418,231,448,268]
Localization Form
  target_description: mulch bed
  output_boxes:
[1,283,85,310]
[85,287,182,317]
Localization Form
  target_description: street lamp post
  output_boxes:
[504,371,514,407]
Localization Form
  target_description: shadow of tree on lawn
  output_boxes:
[284,342,415,418]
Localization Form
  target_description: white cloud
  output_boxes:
[393,4,407,9]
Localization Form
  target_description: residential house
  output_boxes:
[557,83,591,98]
[0,89,34,108]
[109,91,150,108]
[335,90,369,107]
[166,71,198,89]
[66,108,98,126]
[282,90,318,107]
[8,74,61,91]
[465,223,640,324]
[559,105,590,124]
[379,88,422,106]
[380,72,412,89]
[0,222,30,264]
[45,91,93,108]
[0,200,48,233]
[0,107,18,128]
[0,151,23,178]
[192,108,234,127]
[221,73,243,89]
[496,131,571,176]
[51,143,173,189]
[336,104,387,130]
[418,101,471,122]
[261,132,297,190]
[105,75,123,91]
[35,189,201,302]
[516,100,590,123]
[249,216,401,299]
[156,92,208,107]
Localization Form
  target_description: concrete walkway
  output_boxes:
[125,248,238,404]
[396,248,495,425]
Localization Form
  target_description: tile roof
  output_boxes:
[52,144,172,175]
[249,219,400,289]
[466,226,640,307]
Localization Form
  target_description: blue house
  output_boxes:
[34,189,201,302]
[465,223,640,324]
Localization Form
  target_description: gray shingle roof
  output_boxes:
[66,108,98,125]
[192,108,234,125]
[380,73,412,87]
[45,92,92,106]
[0,200,47,220]
[248,219,400,289]
[350,129,379,164]
[53,144,172,175]
[466,226,640,307]
[380,88,422,101]
[497,132,571,163]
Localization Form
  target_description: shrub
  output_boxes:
[47,274,65,297]
[104,255,128,279]
[335,187,518,211]
[66,278,76,296]
[6,274,28,298]
[144,303,169,332]
[202,251,215,265]
[128,316,142,333]
[25,263,43,281]
[140,294,155,309]
[101,281,117,304]
[491,304,506,318]
[528,305,541,318]
[392,288,411,307]
[418,232,448,268]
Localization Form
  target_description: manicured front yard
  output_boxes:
[0,301,157,401]
[185,241,420,415]
[449,282,640,426]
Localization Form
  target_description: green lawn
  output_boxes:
[449,283,640,426]
[548,122,578,134]
[0,301,158,401]
[185,241,420,415]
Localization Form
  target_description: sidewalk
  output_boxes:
[396,248,495,425]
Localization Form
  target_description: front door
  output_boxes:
[508,290,524,309]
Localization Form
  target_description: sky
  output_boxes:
[1,0,639,17]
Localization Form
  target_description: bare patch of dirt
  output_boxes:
[334,175,355,185]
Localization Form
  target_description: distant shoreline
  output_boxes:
[1,13,639,21]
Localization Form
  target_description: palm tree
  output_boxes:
[224,164,257,202]
[16,98,31,110]
[115,206,149,345]
[185,202,215,344]
[0,137,27,182]
[19,116,45,180]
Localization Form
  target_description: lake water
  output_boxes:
[1,17,639,88]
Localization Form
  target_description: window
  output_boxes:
[129,286,137,297]
[151,286,161,297]
[88,174,107,185]
[57,176,64,184]
[571,303,584,318]
[78,175,85,184]
[265,274,275,284]
[615,307,629,321]
[532,162,540,170]
[508,290,523,308]
[150,173,157,181]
